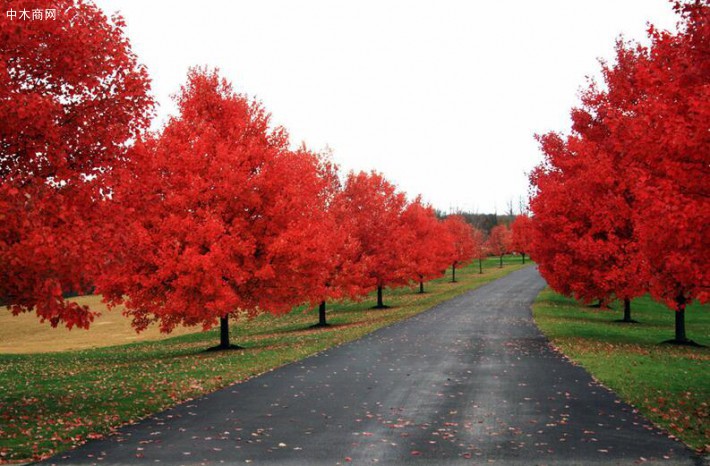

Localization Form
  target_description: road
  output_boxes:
[42,267,699,465]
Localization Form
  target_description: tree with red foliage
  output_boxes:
[594,1,709,341]
[487,225,511,268]
[530,132,648,320]
[530,2,707,337]
[443,215,476,283]
[471,227,487,274]
[510,215,533,264]
[0,0,153,329]
[335,171,409,308]
[303,153,365,327]
[98,69,331,349]
[401,198,452,293]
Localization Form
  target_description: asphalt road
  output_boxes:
[42,267,700,465]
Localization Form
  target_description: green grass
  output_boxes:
[533,289,709,452]
[0,256,527,463]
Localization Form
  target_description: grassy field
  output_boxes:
[0,296,199,354]
[0,255,527,463]
[533,289,709,452]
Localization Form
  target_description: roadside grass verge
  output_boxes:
[0,256,526,463]
[533,289,709,452]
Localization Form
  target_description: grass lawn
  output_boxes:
[0,296,199,354]
[533,289,709,453]
[0,255,527,463]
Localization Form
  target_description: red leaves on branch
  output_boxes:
[96,69,331,335]
[487,225,511,257]
[333,171,410,303]
[529,129,649,306]
[0,0,153,328]
[443,215,477,281]
[510,215,532,261]
[603,1,709,309]
[400,198,452,291]
[3,4,523,335]
[529,1,708,338]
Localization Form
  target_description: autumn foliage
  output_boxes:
[529,1,709,342]
[443,215,477,282]
[95,69,336,348]
[2,4,522,347]
[333,171,412,308]
[510,215,533,264]
[400,199,453,293]
[487,225,511,268]
[0,0,153,329]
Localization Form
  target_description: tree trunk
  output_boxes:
[206,314,242,351]
[522,253,526,264]
[499,254,503,268]
[318,301,327,326]
[451,263,457,283]
[478,258,483,274]
[376,285,385,308]
[419,279,424,294]
[623,298,632,322]
[220,315,230,349]
[675,295,687,343]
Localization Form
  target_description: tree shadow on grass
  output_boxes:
[661,339,706,348]
[204,344,245,352]
[613,318,640,324]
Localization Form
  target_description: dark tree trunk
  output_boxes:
[522,253,526,264]
[478,258,483,274]
[206,314,243,351]
[623,298,632,322]
[674,295,687,343]
[318,301,327,326]
[375,285,386,308]
[419,279,424,294]
[220,315,230,348]
[499,254,503,268]
[615,297,638,323]
[451,263,457,283]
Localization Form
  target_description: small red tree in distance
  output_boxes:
[98,69,332,349]
[335,171,410,308]
[443,215,476,283]
[0,0,153,329]
[471,227,487,274]
[400,198,453,293]
[511,215,533,264]
[487,224,511,268]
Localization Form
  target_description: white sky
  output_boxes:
[93,0,677,214]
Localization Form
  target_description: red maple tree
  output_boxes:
[597,1,709,340]
[0,0,153,329]
[471,227,487,274]
[400,198,452,293]
[98,69,332,349]
[443,215,476,282]
[530,131,648,319]
[487,224,511,268]
[335,171,410,308]
[510,215,533,264]
[302,152,364,327]
[530,1,708,338]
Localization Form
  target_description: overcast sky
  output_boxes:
[93,0,677,214]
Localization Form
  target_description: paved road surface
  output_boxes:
[42,267,700,465]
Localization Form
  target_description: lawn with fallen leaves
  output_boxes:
[533,289,709,453]
[0,256,527,463]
